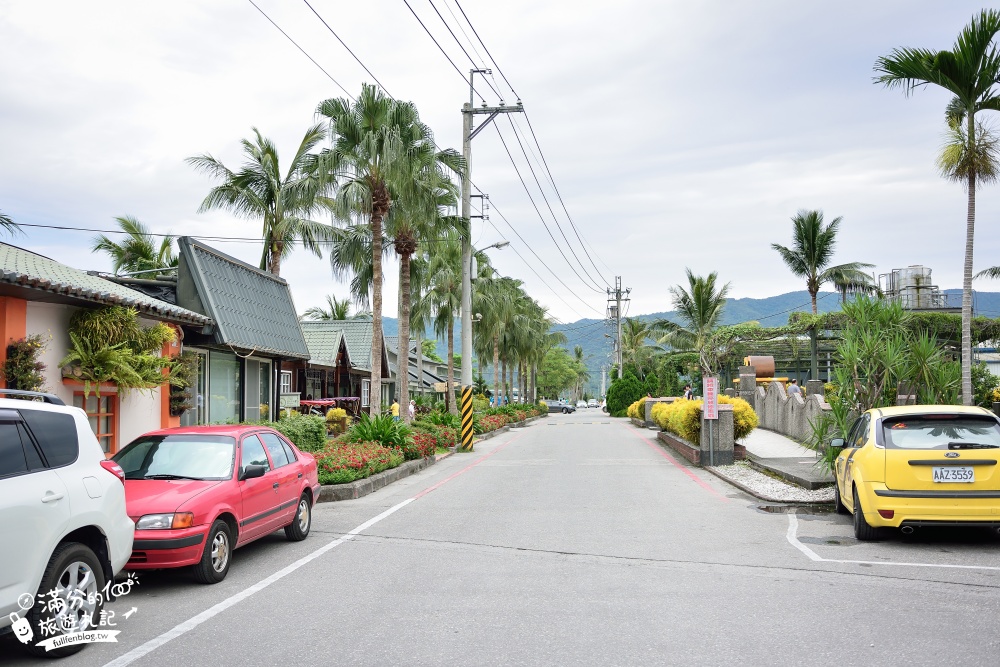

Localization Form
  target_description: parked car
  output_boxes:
[112,425,321,584]
[576,400,588,409]
[0,390,134,658]
[546,399,576,414]
[831,405,1000,541]
[587,399,599,408]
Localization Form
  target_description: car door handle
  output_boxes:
[272,483,280,490]
[297,473,303,479]
[41,492,65,503]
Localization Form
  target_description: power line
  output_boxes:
[503,116,606,292]
[402,0,487,103]
[245,0,353,100]
[301,0,393,96]
[425,0,502,99]
[453,0,520,99]
[492,124,603,294]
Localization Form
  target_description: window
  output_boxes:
[240,436,270,475]
[361,379,370,407]
[258,433,289,468]
[73,393,117,454]
[244,358,272,421]
[281,371,292,394]
[0,423,28,477]
[114,435,235,480]
[882,415,1000,450]
[209,352,241,424]
[280,439,298,463]
[180,350,207,427]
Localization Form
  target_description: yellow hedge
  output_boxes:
[626,396,647,420]
[651,396,758,443]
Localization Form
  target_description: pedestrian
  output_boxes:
[408,400,415,420]
[682,384,693,400]
[391,400,400,421]
[787,379,802,397]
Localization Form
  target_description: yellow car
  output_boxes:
[831,405,1000,540]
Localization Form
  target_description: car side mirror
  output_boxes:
[240,464,266,481]
[830,438,845,449]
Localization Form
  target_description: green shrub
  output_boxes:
[606,371,643,417]
[651,396,757,443]
[241,414,327,452]
[423,411,461,428]
[720,395,759,440]
[626,397,647,420]
[346,413,411,450]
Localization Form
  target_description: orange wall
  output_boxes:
[0,297,28,389]
[161,326,181,429]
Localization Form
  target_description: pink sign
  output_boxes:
[702,377,718,420]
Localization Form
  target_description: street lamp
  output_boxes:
[462,239,508,399]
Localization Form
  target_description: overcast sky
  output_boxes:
[1,1,998,327]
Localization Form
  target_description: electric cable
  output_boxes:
[426,0,501,99]
[402,0,487,103]
[301,0,394,96]
[453,0,520,99]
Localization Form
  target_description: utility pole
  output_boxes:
[606,276,630,375]
[600,366,607,398]
[460,69,523,451]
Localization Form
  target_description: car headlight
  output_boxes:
[135,513,194,530]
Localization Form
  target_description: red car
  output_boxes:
[111,425,321,583]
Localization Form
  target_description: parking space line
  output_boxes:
[786,514,1000,571]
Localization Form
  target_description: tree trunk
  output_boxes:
[447,320,458,415]
[268,241,282,277]
[962,112,977,406]
[501,359,507,405]
[521,361,528,404]
[414,328,423,399]
[370,209,384,415]
[493,335,500,406]
[508,364,514,406]
[810,288,818,315]
[530,363,537,404]
[399,252,412,423]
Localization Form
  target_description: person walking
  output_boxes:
[391,400,400,421]
[682,384,693,400]
[787,379,802,397]
[408,400,415,420]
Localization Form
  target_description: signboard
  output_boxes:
[279,393,301,409]
[432,381,458,393]
[702,377,718,420]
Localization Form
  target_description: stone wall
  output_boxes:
[752,381,830,443]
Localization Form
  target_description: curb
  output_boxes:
[703,466,834,505]
[318,412,546,502]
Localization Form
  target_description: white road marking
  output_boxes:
[102,498,415,667]
[786,514,1000,571]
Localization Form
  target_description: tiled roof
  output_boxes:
[384,335,443,367]
[178,237,309,359]
[300,319,380,372]
[300,327,345,367]
[0,243,212,325]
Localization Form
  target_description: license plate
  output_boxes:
[932,467,975,483]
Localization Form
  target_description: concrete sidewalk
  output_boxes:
[740,428,833,490]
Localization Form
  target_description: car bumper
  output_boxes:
[862,483,1000,527]
[125,527,207,569]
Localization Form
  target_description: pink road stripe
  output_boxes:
[414,430,528,499]
[628,426,730,502]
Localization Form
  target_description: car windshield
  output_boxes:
[881,415,1000,450]
[113,435,236,480]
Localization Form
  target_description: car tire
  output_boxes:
[193,520,232,584]
[24,542,106,658]
[285,493,312,542]
[852,487,880,542]
[833,482,848,515]
[562,408,569,414]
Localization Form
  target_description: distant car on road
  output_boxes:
[587,399,599,408]
[113,424,320,584]
[831,405,1000,541]
[576,400,588,409]
[545,400,576,414]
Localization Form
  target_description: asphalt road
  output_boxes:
[4,410,1000,665]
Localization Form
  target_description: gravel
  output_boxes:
[710,461,835,503]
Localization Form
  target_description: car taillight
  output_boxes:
[878,509,894,519]
[100,460,125,484]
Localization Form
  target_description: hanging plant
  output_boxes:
[168,351,198,416]
[2,335,47,392]
[59,306,180,398]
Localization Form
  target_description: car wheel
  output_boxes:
[833,482,848,515]
[24,543,105,657]
[193,520,232,584]
[562,408,569,414]
[852,487,880,542]
[285,493,312,542]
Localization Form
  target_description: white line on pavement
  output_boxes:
[786,514,1000,571]
[101,499,415,667]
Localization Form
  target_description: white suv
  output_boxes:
[0,390,134,657]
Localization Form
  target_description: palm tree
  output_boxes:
[92,215,177,276]
[327,224,389,309]
[302,294,367,321]
[429,233,463,414]
[832,271,879,304]
[187,124,335,277]
[573,345,590,401]
[318,84,461,415]
[658,269,730,374]
[620,317,663,379]
[771,210,873,314]
[1,211,19,236]
[875,9,1000,405]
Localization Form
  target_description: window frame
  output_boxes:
[73,391,118,454]
[280,371,292,394]
[361,379,370,407]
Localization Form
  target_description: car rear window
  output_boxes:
[882,414,1000,450]
[20,409,79,467]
